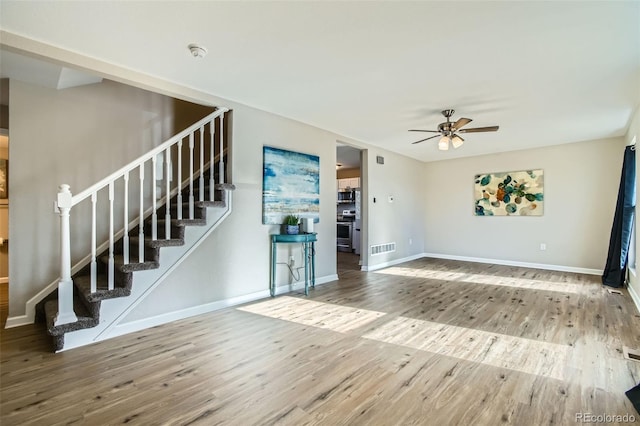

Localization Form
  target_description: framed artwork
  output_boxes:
[0,159,7,199]
[474,169,543,216]
[262,146,320,225]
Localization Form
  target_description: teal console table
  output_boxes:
[270,233,317,297]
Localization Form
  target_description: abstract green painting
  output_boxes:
[474,169,544,216]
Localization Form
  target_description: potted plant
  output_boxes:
[283,214,300,235]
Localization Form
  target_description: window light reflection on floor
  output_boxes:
[374,267,587,295]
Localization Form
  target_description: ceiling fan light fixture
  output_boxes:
[438,136,450,151]
[451,135,464,149]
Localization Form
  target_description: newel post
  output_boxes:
[54,184,78,326]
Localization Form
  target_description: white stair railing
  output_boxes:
[54,108,228,326]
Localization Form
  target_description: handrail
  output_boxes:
[71,107,228,206]
[53,106,229,327]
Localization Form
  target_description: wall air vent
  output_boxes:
[371,242,396,256]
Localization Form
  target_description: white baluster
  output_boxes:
[189,133,194,219]
[214,118,216,201]
[151,156,157,241]
[139,163,145,263]
[199,126,205,202]
[177,139,183,220]
[90,192,97,293]
[55,184,78,326]
[219,112,225,184]
[165,147,171,239]
[108,182,114,291]
[123,172,130,265]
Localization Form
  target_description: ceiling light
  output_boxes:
[188,44,208,58]
[438,136,450,151]
[451,135,464,149]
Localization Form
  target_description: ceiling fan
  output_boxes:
[409,109,499,151]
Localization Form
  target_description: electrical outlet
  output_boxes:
[540,243,546,251]
[409,238,412,245]
[289,255,295,267]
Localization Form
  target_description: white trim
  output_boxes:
[629,283,640,315]
[13,154,222,325]
[107,273,339,340]
[422,252,602,275]
[4,314,29,328]
[361,253,425,272]
[272,274,338,295]
[94,192,233,340]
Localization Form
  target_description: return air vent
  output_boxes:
[371,242,396,256]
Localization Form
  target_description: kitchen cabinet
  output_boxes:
[337,177,360,190]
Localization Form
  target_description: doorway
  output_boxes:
[336,143,364,274]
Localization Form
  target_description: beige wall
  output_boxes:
[336,168,360,179]
[8,73,430,323]
[423,138,625,271]
[123,103,429,321]
[7,79,204,316]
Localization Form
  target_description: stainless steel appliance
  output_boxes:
[337,221,352,252]
[353,189,361,255]
[337,189,355,203]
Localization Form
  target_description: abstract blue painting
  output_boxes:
[262,146,320,225]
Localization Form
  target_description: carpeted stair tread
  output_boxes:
[177,218,207,226]
[45,297,98,337]
[42,180,235,351]
[170,199,225,209]
[215,183,235,191]
[75,274,131,302]
[129,236,185,248]
[101,254,159,272]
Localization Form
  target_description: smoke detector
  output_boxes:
[188,44,208,59]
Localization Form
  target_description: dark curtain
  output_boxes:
[602,145,636,288]
[627,383,640,415]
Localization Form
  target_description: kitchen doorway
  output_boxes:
[336,143,364,275]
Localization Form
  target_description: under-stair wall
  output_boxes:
[6,79,219,323]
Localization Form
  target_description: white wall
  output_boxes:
[8,70,429,325]
[423,138,624,271]
[123,102,340,320]
[626,106,640,311]
[361,147,426,269]
[122,107,429,321]
[7,79,194,317]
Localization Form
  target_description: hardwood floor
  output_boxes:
[2,258,640,425]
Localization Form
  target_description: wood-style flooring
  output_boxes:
[1,258,640,425]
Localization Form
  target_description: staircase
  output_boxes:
[38,108,233,351]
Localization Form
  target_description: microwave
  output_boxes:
[338,189,355,203]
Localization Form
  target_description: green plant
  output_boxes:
[283,214,299,226]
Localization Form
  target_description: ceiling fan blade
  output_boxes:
[459,126,499,133]
[411,134,441,144]
[408,129,440,133]
[452,117,472,130]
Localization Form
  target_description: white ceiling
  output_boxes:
[1,1,638,163]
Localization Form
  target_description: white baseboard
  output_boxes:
[4,314,30,329]
[361,253,425,272]
[422,252,602,276]
[109,273,339,340]
[628,283,640,315]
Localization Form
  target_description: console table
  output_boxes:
[270,233,317,297]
